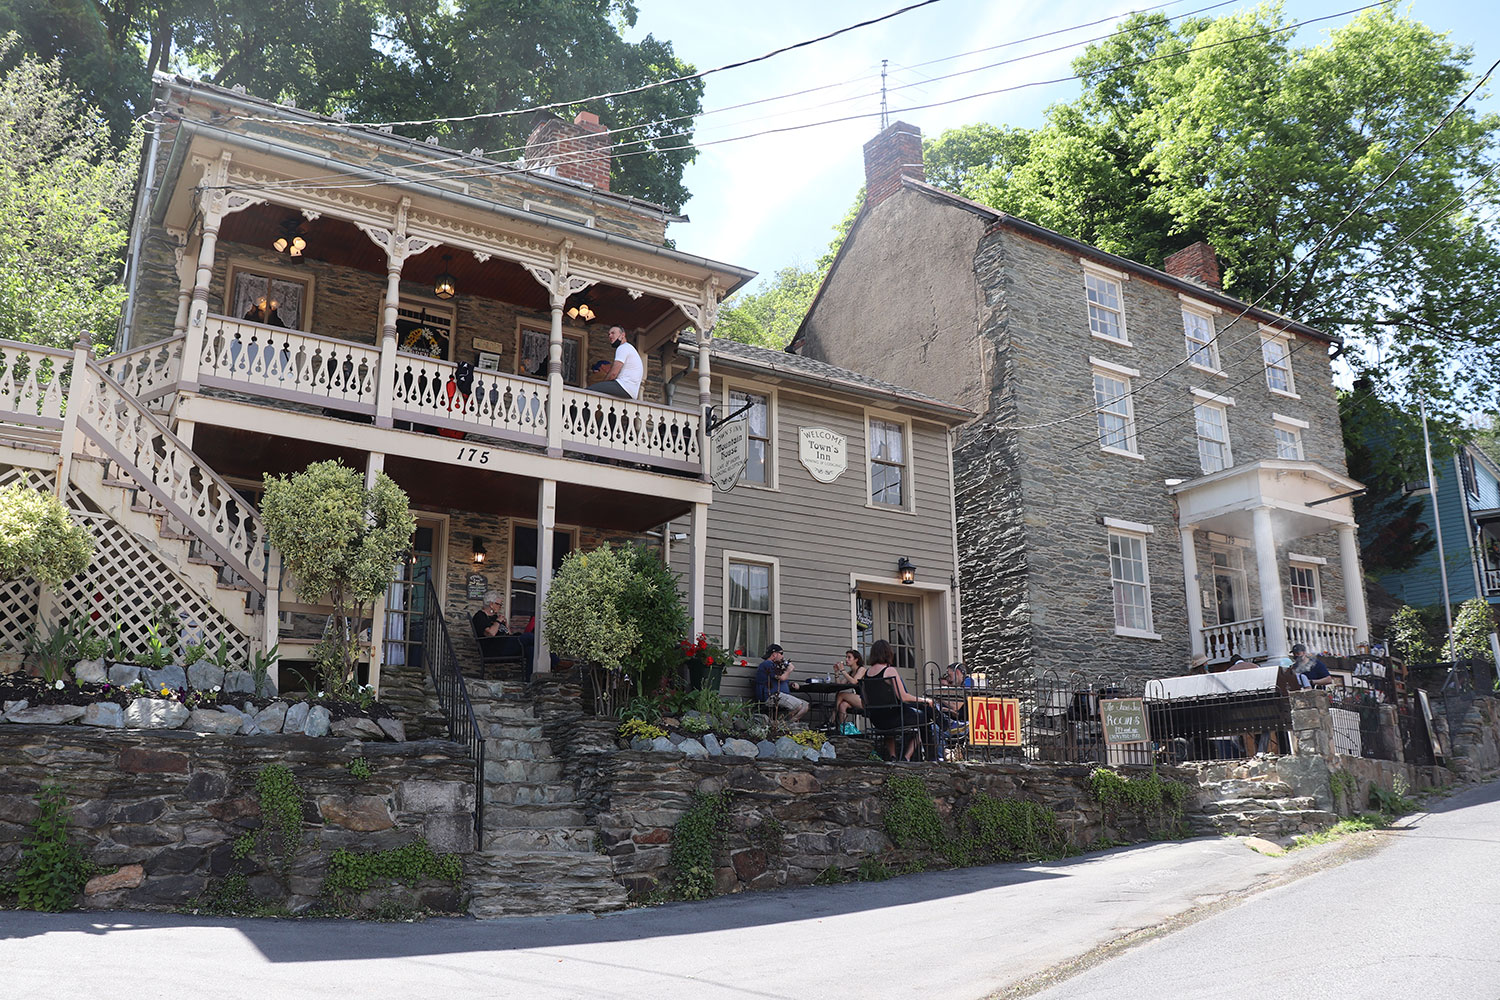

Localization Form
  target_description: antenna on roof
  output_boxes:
[880,59,889,130]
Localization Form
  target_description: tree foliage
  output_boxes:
[261,460,415,693]
[0,44,135,351]
[0,0,702,210]
[1340,382,1443,574]
[543,543,641,673]
[923,7,1500,418]
[1450,598,1497,663]
[0,482,93,587]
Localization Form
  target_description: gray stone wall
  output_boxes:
[0,726,474,912]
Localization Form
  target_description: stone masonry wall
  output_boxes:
[0,727,474,912]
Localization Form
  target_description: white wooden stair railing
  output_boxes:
[73,358,268,594]
[98,336,184,406]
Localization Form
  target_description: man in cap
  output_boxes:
[1291,643,1333,687]
[754,643,809,721]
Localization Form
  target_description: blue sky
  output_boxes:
[625,0,1500,294]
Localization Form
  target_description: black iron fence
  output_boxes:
[420,571,486,837]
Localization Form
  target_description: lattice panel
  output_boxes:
[52,512,251,663]
[0,466,58,652]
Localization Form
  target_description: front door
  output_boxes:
[855,590,924,675]
[383,519,441,671]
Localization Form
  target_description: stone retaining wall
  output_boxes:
[0,726,475,912]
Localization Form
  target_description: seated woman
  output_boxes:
[862,639,942,761]
[832,648,866,730]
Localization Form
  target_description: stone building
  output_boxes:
[791,121,1372,681]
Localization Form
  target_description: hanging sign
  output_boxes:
[466,573,487,600]
[711,416,749,492]
[967,696,1022,746]
[1100,698,1150,745]
[798,427,847,483]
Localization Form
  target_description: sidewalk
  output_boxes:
[0,834,1352,1000]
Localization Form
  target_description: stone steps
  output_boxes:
[1191,808,1338,836]
[1199,796,1319,815]
[483,826,599,853]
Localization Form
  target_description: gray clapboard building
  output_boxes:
[791,121,1371,682]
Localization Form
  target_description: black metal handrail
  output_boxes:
[420,569,485,838]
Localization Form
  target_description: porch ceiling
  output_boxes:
[192,424,693,532]
[1169,460,1363,541]
[216,207,684,335]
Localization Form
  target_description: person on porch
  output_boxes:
[589,325,643,399]
[755,644,809,722]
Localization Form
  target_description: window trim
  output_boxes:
[1092,363,1141,458]
[224,258,317,333]
[864,408,915,513]
[1181,303,1223,375]
[722,378,778,491]
[1260,327,1299,398]
[1193,398,1234,474]
[515,319,587,386]
[1272,416,1306,461]
[1082,261,1131,346]
[1288,559,1324,621]
[723,551,780,656]
[1107,527,1161,640]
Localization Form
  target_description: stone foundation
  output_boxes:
[0,726,475,913]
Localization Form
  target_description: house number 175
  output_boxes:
[456,447,490,465]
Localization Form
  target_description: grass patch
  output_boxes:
[1289,813,1388,849]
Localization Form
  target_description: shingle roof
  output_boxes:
[695,334,972,422]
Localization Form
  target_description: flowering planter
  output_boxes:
[685,659,722,693]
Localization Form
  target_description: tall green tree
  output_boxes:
[924,7,1500,419]
[1340,381,1444,574]
[0,0,702,210]
[0,46,135,351]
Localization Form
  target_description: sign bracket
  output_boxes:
[705,401,753,436]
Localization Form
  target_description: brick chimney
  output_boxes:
[1163,241,1221,290]
[525,111,611,192]
[863,120,924,208]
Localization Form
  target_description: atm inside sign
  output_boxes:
[967,696,1022,746]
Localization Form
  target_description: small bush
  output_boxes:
[0,483,92,587]
[8,786,97,911]
[667,792,730,900]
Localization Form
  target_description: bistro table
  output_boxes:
[788,680,855,730]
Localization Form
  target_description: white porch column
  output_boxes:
[170,229,193,339]
[689,501,708,636]
[533,479,558,674]
[1252,505,1289,659]
[545,291,566,456]
[55,340,93,500]
[1180,524,1205,657]
[179,203,222,392]
[375,253,404,429]
[1336,523,1370,645]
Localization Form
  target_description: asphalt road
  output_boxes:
[4,783,1494,1000]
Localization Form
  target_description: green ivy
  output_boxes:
[225,763,311,906]
[882,775,946,852]
[748,817,785,858]
[1088,768,1189,838]
[320,839,462,915]
[1329,770,1357,812]
[667,792,730,900]
[348,757,373,781]
[856,856,893,882]
[6,785,97,911]
[949,795,1067,866]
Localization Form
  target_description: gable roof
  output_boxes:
[691,334,972,423]
[789,175,1337,351]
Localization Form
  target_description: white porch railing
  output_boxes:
[100,336,183,404]
[559,387,702,472]
[1202,616,1358,660]
[199,315,380,413]
[0,341,73,430]
[388,351,548,445]
[1484,567,1500,595]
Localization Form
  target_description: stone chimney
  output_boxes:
[863,120,924,209]
[525,111,611,192]
[1163,241,1222,290]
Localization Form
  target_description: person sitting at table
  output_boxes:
[755,643,809,722]
[863,640,941,761]
[472,591,537,680]
[1292,643,1334,687]
[832,649,866,730]
[937,661,973,718]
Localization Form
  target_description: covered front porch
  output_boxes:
[1170,460,1370,662]
[1473,508,1500,597]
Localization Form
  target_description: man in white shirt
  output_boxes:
[590,325,643,399]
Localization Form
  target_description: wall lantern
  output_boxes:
[897,557,916,585]
[566,290,597,323]
[472,537,487,565]
[434,254,457,300]
[271,219,306,258]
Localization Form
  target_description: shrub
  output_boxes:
[1389,604,1441,663]
[617,544,689,693]
[1449,598,1497,663]
[9,785,96,911]
[543,543,641,673]
[261,460,414,695]
[0,482,92,586]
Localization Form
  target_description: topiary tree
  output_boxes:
[1388,604,1440,664]
[1449,598,1497,664]
[543,543,640,673]
[0,482,92,587]
[261,460,414,695]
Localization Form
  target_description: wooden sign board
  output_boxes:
[967,696,1022,746]
[1100,697,1150,746]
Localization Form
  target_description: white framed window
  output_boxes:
[867,414,909,509]
[725,554,777,659]
[1108,528,1158,638]
[1084,269,1128,345]
[1289,562,1323,621]
[1262,331,1297,396]
[517,322,585,385]
[1182,307,1220,371]
[725,383,775,487]
[1194,400,1232,473]
[1092,362,1140,457]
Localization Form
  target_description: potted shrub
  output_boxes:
[680,633,732,693]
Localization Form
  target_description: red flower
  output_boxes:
[706,657,714,665]
[734,649,743,656]
[739,660,747,667]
